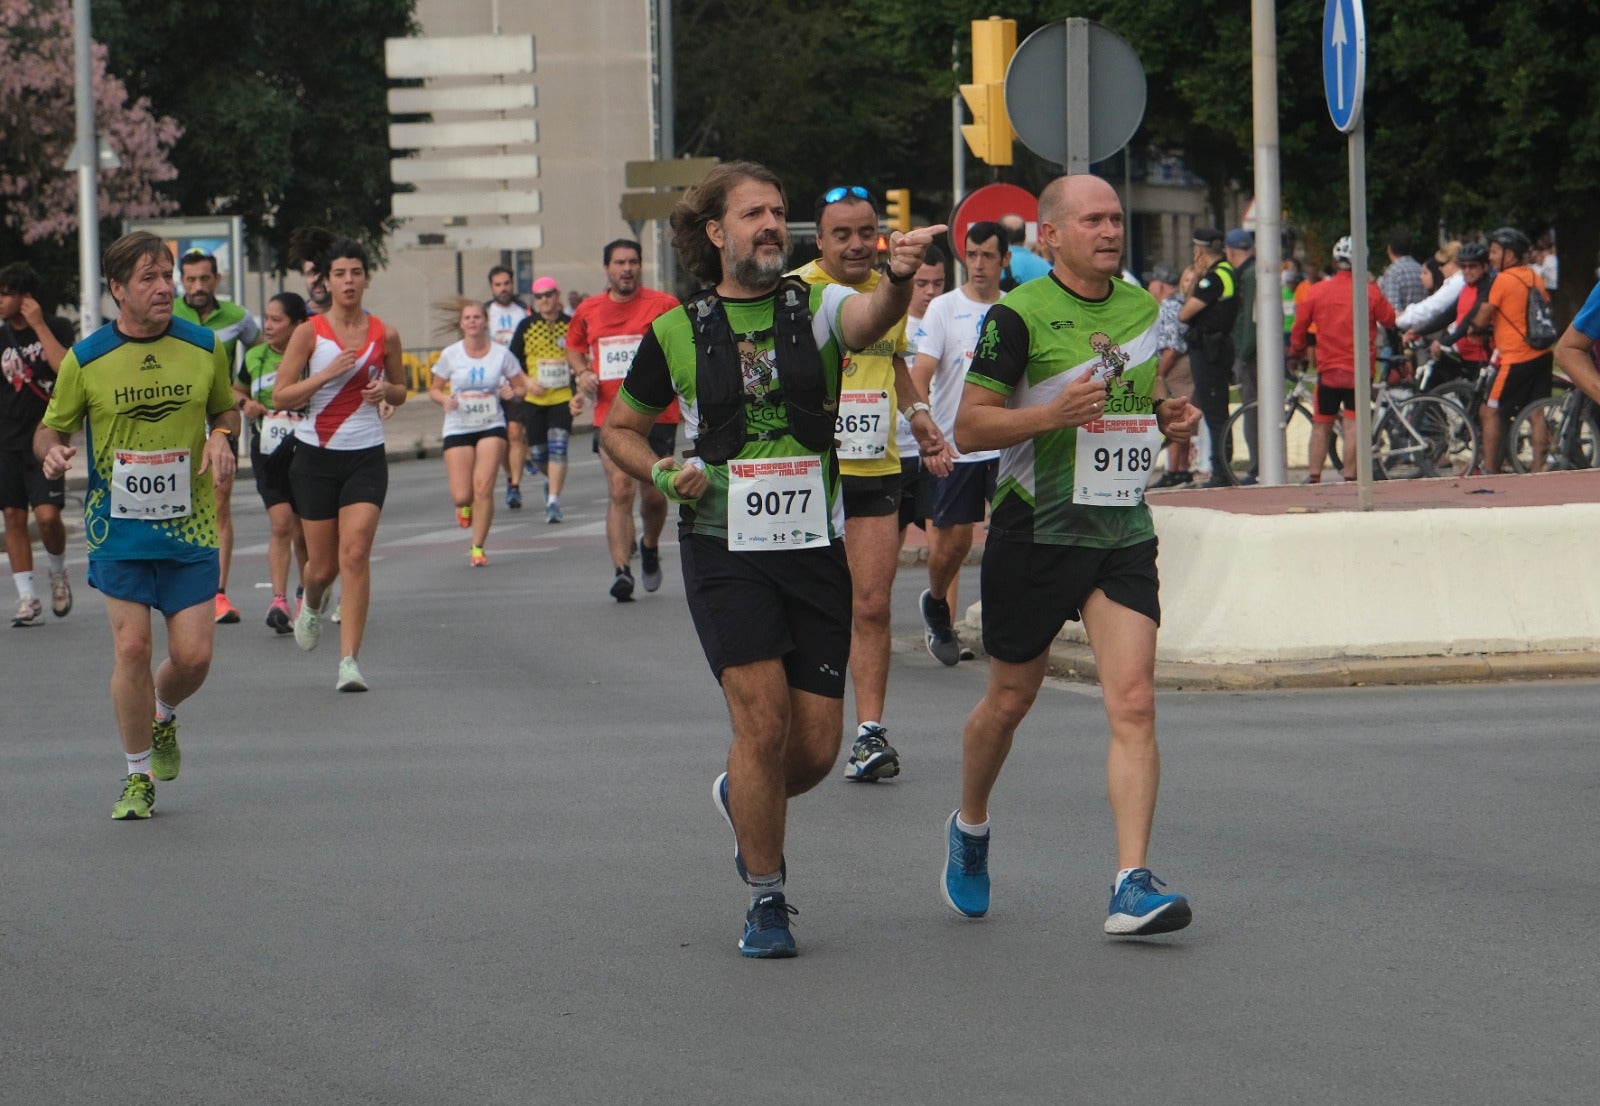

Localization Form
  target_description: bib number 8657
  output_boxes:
[127,473,179,495]
[1092,446,1154,473]
[746,488,813,516]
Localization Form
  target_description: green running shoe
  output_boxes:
[336,655,368,692]
[112,773,155,819]
[150,717,181,780]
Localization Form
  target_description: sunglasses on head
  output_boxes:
[822,185,872,205]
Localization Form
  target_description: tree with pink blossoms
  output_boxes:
[0,0,180,310]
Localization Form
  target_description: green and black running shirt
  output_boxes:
[968,273,1161,549]
[620,283,854,543]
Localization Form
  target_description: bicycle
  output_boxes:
[1507,386,1599,473]
[1216,370,1337,483]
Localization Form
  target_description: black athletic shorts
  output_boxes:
[442,426,508,452]
[595,422,677,460]
[289,442,388,521]
[841,472,901,519]
[1314,383,1357,422]
[930,459,996,527]
[0,448,65,511]
[679,533,852,698]
[1488,352,1554,414]
[250,443,296,511]
[501,397,528,431]
[519,402,573,445]
[898,457,931,531]
[980,537,1160,664]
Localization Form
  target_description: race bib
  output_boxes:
[456,391,500,430]
[536,359,570,391]
[260,412,300,454]
[727,457,830,551]
[596,335,641,382]
[1074,415,1160,506]
[836,390,892,460]
[111,449,191,520]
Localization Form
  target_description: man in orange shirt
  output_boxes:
[1473,227,1553,473]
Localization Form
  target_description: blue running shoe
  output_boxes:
[942,810,990,918]
[740,892,798,958]
[713,772,785,883]
[1104,868,1192,935]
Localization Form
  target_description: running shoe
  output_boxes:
[958,640,977,662]
[546,499,563,524]
[112,773,155,820]
[609,566,635,602]
[49,571,72,617]
[215,592,241,624]
[740,892,799,959]
[150,717,180,781]
[456,505,472,529]
[11,596,42,627]
[525,457,539,476]
[1149,470,1193,489]
[470,546,489,567]
[844,723,900,782]
[329,602,341,624]
[713,772,786,883]
[294,589,333,651]
[942,810,990,918]
[920,589,960,667]
[336,655,368,692]
[1105,869,1192,936]
[507,485,523,509]
[640,540,662,592]
[265,597,293,634]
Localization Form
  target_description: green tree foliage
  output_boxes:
[676,0,1600,310]
[92,0,418,271]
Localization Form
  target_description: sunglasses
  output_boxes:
[533,290,559,298]
[822,185,872,205]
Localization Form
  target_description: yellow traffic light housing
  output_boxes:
[960,17,1016,167]
[885,189,911,233]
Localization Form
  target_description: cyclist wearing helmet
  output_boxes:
[1433,241,1495,381]
[1288,235,1397,483]
[1473,226,1553,473]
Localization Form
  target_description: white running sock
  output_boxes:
[154,696,176,723]
[747,870,784,905]
[1114,867,1138,892]
[13,571,35,600]
[126,748,152,776]
[857,721,882,738]
[955,814,989,837]
[46,552,67,575]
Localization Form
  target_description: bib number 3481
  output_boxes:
[727,457,830,551]
[1074,415,1160,506]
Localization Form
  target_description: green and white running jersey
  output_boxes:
[967,274,1161,548]
[619,282,854,542]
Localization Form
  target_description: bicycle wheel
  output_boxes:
[1216,401,1254,485]
[1392,395,1479,478]
[1507,395,1600,473]
[1427,377,1475,414]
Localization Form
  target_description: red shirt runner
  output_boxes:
[568,288,681,428]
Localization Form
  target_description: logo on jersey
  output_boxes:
[114,382,193,421]
[140,354,161,371]
[1088,331,1132,390]
[977,319,1001,362]
[1048,320,1076,331]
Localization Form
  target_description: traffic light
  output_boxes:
[960,17,1016,166]
[885,188,911,233]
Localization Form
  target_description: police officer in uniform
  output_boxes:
[1179,227,1239,486]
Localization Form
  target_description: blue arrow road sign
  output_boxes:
[1323,0,1365,132]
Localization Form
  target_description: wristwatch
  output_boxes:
[902,401,931,420]
[884,265,914,285]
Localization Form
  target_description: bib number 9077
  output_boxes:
[746,487,813,517]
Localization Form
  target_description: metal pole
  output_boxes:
[952,37,965,229]
[657,0,675,292]
[1349,120,1372,509]
[1251,0,1286,485]
[1065,18,1090,174]
[72,0,101,332]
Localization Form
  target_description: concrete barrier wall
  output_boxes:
[1042,503,1600,664]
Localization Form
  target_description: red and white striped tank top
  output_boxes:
[294,314,389,450]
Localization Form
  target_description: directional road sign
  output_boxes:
[1322,0,1365,133]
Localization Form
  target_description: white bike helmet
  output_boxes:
[1332,236,1354,264]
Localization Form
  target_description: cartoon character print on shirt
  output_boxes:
[1088,331,1131,390]
[738,334,785,437]
[2,339,52,398]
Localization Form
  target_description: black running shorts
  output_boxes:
[898,457,931,531]
[841,472,901,519]
[289,442,388,521]
[0,449,65,511]
[679,533,852,698]
[442,426,509,452]
[980,537,1160,664]
[930,459,996,528]
[250,442,296,511]
[519,402,573,445]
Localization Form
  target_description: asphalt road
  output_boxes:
[4,447,1595,1105]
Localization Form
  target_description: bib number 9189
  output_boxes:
[1092,445,1154,473]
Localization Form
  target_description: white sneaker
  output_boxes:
[294,590,333,651]
[49,571,72,617]
[11,596,43,627]
[336,655,368,692]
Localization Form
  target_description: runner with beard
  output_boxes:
[484,266,532,509]
[603,161,945,957]
[174,250,259,624]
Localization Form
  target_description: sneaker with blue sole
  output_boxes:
[713,772,785,883]
[1104,868,1192,935]
[942,810,990,918]
[740,892,799,958]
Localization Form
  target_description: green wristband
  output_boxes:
[652,458,697,505]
